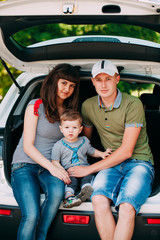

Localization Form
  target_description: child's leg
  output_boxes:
[64,186,75,199]
[63,177,81,208]
[77,174,94,202]
[64,176,78,198]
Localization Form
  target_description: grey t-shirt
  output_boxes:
[51,136,95,170]
[12,99,63,164]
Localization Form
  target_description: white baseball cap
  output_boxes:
[92,60,119,78]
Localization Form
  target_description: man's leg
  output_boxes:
[92,195,116,240]
[114,202,135,240]
[114,159,154,240]
[91,168,123,240]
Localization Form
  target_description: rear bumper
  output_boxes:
[0,206,160,240]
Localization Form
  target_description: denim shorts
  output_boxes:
[92,159,154,214]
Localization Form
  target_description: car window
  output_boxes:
[120,82,154,97]
[13,23,160,47]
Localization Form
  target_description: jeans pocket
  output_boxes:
[11,163,27,173]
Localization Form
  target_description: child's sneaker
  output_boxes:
[63,196,82,208]
[77,185,93,202]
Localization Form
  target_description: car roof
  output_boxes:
[0,0,160,17]
[0,0,160,34]
[0,0,160,77]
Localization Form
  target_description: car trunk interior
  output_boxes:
[3,73,160,197]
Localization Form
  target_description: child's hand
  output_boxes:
[101,148,112,159]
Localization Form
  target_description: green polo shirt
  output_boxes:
[81,89,153,163]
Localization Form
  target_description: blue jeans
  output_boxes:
[66,174,94,194]
[11,163,65,240]
[92,159,154,214]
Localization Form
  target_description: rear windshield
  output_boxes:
[13,23,160,47]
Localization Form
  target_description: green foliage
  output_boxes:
[13,23,160,46]
[0,63,22,101]
[1,23,159,101]
[118,81,154,96]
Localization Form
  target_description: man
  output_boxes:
[68,60,154,240]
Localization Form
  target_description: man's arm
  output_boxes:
[68,126,141,177]
[82,125,93,140]
[89,126,141,172]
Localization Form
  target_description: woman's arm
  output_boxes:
[52,160,63,168]
[23,105,71,184]
[68,126,141,177]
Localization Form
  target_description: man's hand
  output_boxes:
[67,166,90,178]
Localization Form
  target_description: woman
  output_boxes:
[11,63,80,240]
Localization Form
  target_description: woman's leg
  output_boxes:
[11,164,41,240]
[36,170,65,240]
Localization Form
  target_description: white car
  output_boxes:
[0,0,160,239]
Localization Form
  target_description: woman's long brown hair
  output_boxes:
[40,63,80,123]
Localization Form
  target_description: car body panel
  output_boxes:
[0,0,160,16]
[0,34,160,75]
[0,1,160,239]
[0,0,160,73]
[0,205,160,240]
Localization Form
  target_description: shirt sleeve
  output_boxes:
[84,137,95,155]
[125,98,144,128]
[28,99,35,104]
[81,100,93,127]
[51,141,61,161]
[27,98,42,117]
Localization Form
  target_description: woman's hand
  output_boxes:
[67,166,90,178]
[49,164,71,185]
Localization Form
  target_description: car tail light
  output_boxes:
[0,209,11,216]
[63,215,90,224]
[147,219,160,224]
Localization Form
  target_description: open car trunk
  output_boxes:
[1,1,160,239]
[3,72,160,197]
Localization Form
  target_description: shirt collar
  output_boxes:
[98,89,122,110]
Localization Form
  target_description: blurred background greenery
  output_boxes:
[0,1,160,101]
